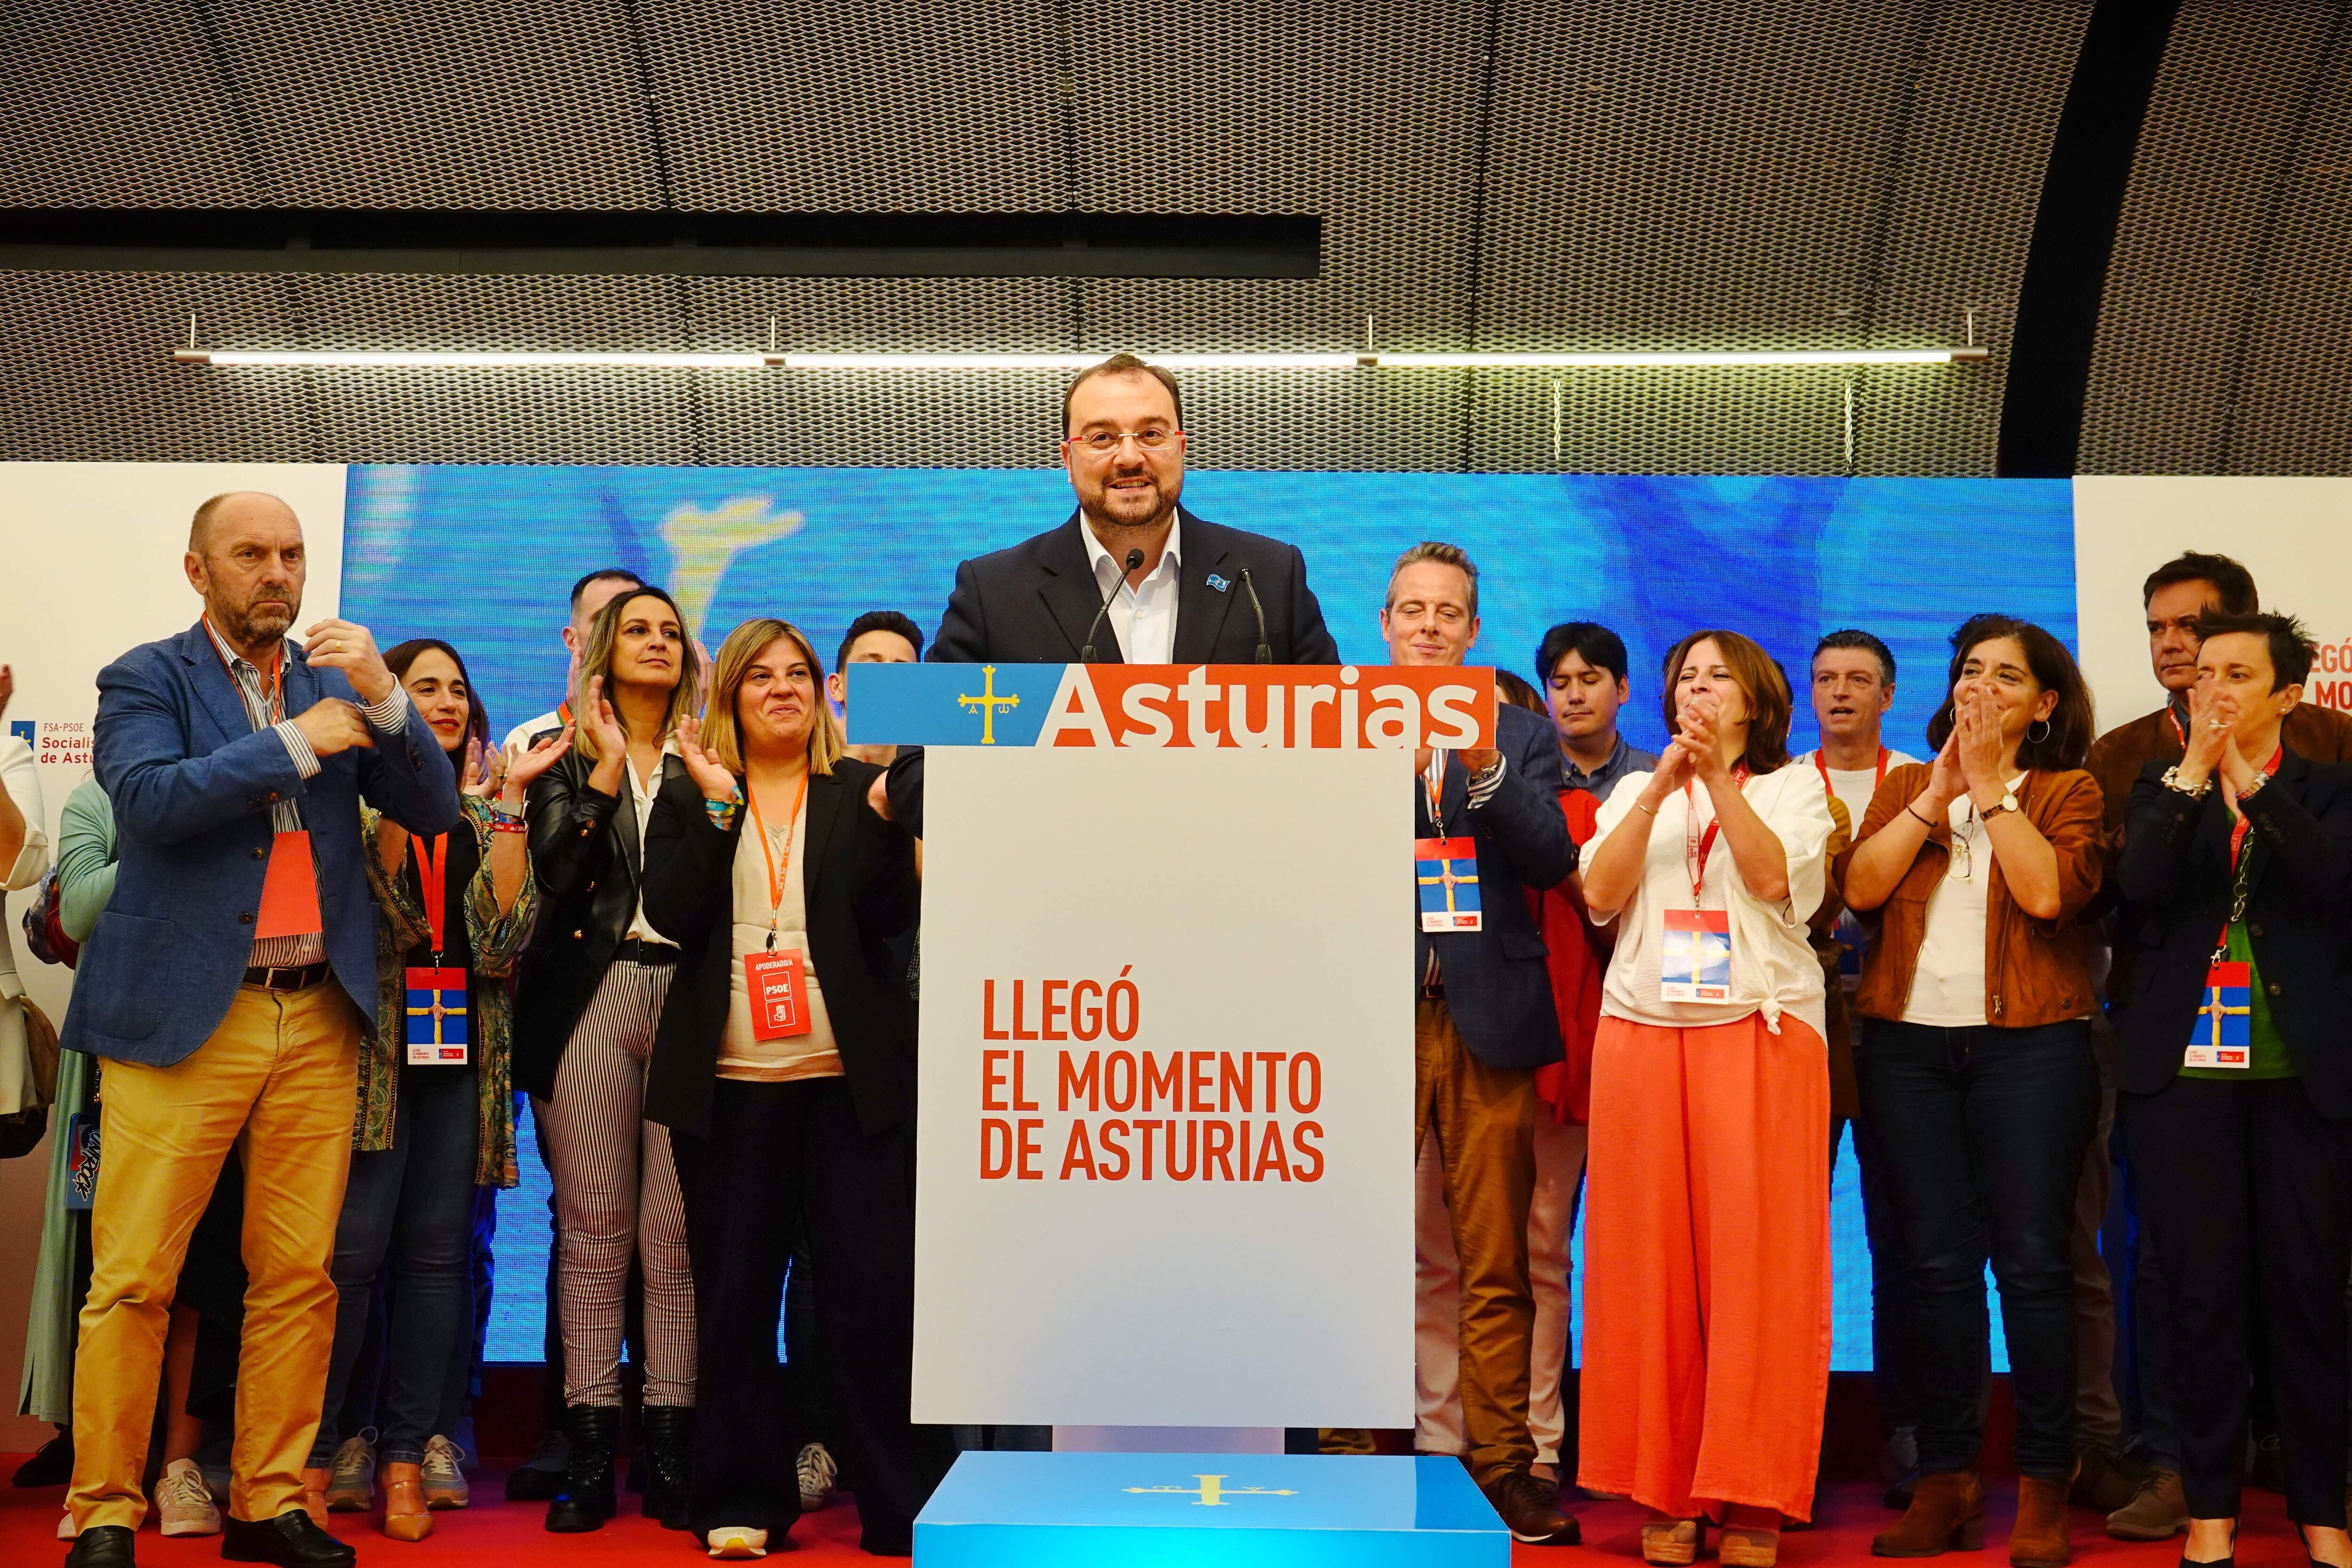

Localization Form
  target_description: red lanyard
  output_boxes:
[202,615,284,723]
[750,772,811,948]
[2226,746,2284,871]
[1814,746,1889,797]
[413,833,451,961]
[1684,764,1752,907]
[2169,705,2188,752]
[2209,745,2283,957]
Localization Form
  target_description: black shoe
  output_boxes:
[639,1406,693,1532]
[220,1510,357,1568]
[502,1428,568,1501]
[544,1405,620,1533]
[64,1524,135,1568]
[17,1430,74,1488]
[1482,1471,1581,1546]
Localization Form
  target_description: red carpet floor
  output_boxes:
[1,1462,2306,1567]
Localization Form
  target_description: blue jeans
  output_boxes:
[309,1063,481,1467]
[1858,1018,2096,1480]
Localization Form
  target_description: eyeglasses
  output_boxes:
[1066,427,1180,454]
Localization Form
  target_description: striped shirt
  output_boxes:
[203,618,411,968]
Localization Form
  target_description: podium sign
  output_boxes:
[851,663,1494,1428]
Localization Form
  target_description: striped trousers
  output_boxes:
[536,959,696,1408]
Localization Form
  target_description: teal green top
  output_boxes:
[55,778,118,944]
[2180,920,2296,1081]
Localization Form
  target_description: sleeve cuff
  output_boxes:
[1464,754,1507,809]
[273,719,323,780]
[364,688,411,734]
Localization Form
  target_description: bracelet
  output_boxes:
[1906,804,1937,828]
[2237,770,2270,800]
[489,815,529,835]
[703,795,742,833]
[1634,799,1659,816]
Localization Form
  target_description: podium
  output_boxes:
[846,661,1498,1433]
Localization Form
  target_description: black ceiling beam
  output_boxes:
[0,209,1320,279]
[1997,0,2183,477]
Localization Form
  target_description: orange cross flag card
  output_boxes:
[746,949,814,1039]
[1414,836,1482,932]
[2185,961,2251,1069]
[254,829,324,939]
[404,967,469,1065]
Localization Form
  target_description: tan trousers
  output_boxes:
[1416,1118,1589,1466]
[69,982,360,1530]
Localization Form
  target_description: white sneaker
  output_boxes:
[707,1525,769,1558]
[796,1441,838,1512]
[155,1457,223,1537]
[420,1434,470,1510]
[57,1507,74,1540]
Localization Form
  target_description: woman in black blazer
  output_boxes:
[2116,612,2352,1568]
[513,586,703,1532]
[638,616,940,1559]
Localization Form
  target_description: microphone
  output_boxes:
[1082,548,1144,662]
[1237,564,1271,664]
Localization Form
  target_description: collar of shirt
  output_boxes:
[204,616,286,693]
[1084,510,1183,600]
[1564,731,1638,788]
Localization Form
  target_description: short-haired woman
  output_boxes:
[308,638,566,1538]
[1840,615,2104,1568]
[514,586,704,1532]
[2118,612,2352,1568]
[1576,630,1838,1568]
[638,618,940,1558]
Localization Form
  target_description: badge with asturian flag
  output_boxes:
[405,966,470,1065]
[2185,960,2252,1069]
[1415,836,1482,931]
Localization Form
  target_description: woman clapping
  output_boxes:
[638,618,942,1559]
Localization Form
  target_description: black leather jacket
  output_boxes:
[513,742,685,1099]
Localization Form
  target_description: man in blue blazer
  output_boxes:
[60,493,458,1568]
[1378,541,1579,1547]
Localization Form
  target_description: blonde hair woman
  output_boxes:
[638,619,940,1557]
[512,585,703,1533]
[1576,629,1837,1568]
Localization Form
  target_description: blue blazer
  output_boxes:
[1414,700,1576,1070]
[61,622,461,1067]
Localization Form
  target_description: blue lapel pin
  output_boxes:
[1206,573,1231,593]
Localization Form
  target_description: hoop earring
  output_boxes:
[2027,717,2051,744]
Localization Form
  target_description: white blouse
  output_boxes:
[718,788,843,1082]
[1588,762,1836,1040]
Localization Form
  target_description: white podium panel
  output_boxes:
[911,745,1413,1428]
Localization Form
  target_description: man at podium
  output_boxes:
[880,353,1339,831]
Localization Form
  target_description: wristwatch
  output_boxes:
[2160,765,2213,799]
[1980,790,2021,820]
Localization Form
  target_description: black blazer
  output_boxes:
[638,759,920,1141]
[1414,700,1575,1070]
[887,508,1342,833]
[512,743,689,1100]
[2117,749,2352,1114]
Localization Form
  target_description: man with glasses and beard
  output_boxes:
[877,354,1340,833]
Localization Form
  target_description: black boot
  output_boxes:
[639,1406,694,1531]
[544,1405,620,1533]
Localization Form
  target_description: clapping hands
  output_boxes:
[674,713,739,802]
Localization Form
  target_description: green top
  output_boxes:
[55,778,118,945]
[2180,919,2296,1081]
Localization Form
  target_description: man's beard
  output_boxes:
[226,589,296,645]
[1086,475,1175,533]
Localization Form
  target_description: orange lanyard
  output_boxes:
[1683,764,1751,907]
[203,616,284,723]
[1814,746,1888,797]
[413,833,451,961]
[748,772,810,950]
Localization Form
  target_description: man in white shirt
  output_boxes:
[1794,627,1923,1502]
[502,568,645,751]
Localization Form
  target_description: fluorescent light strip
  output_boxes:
[176,347,1988,369]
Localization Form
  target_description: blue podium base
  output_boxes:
[914,1451,1509,1567]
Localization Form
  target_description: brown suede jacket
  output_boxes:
[1836,764,2106,1029]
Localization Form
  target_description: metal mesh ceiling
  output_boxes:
[0,1,2094,473]
[2080,0,2352,475]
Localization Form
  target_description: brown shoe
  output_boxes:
[1873,1469,1986,1557]
[1722,1520,1783,1567]
[1639,1518,1705,1566]
[2106,1470,2188,1541]
[300,1468,333,1528]
[2010,1475,2071,1568]
[380,1462,431,1543]
[1482,1471,1581,1546]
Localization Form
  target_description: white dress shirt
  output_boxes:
[1083,513,1183,665]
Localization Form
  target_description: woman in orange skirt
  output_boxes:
[1578,630,1837,1568]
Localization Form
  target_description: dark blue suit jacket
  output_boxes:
[2117,749,2352,1115]
[61,622,460,1067]
[1416,700,1575,1069]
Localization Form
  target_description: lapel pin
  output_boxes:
[1206,573,1231,593]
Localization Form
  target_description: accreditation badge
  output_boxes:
[1660,907,1733,1003]
[64,1109,100,1211]
[404,966,470,1065]
[746,948,814,1040]
[1414,836,1482,932]
[2184,960,2252,1069]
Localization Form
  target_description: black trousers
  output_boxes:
[2122,1074,2352,1526]
[672,1077,949,1552]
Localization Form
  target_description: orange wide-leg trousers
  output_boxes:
[1577,1011,1832,1522]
